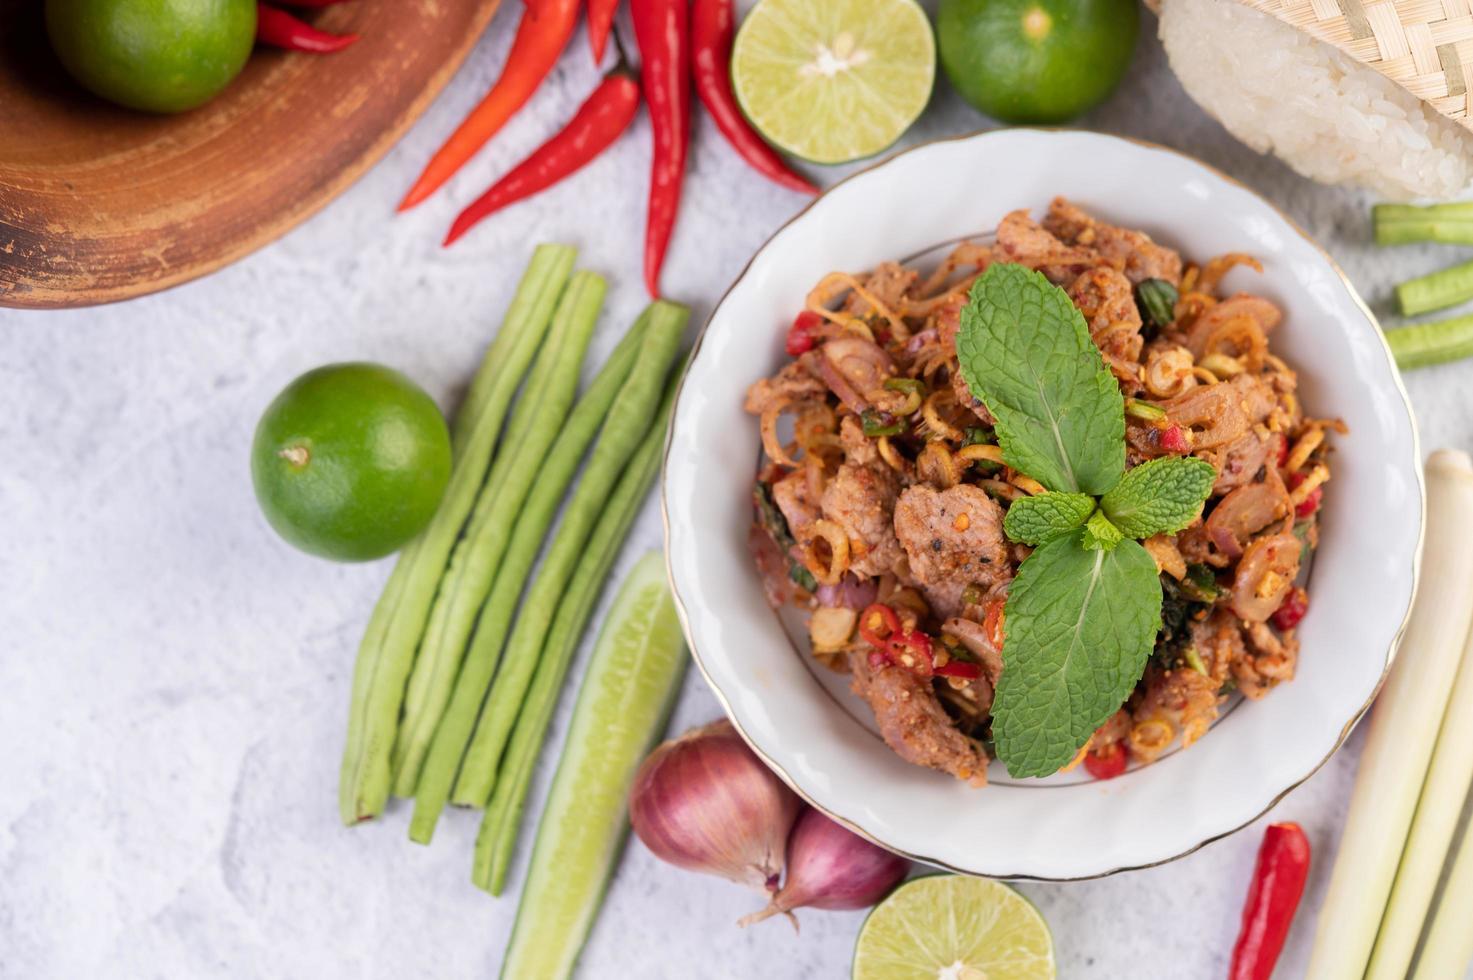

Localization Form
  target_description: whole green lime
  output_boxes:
[937,0,1138,124]
[251,363,453,563]
[45,0,256,113]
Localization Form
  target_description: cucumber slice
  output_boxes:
[499,551,687,980]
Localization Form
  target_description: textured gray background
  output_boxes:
[5,5,1473,978]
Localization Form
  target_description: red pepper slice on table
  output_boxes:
[444,57,641,246]
[1083,741,1128,780]
[690,0,817,195]
[256,3,358,53]
[631,0,691,297]
[1229,822,1311,980]
[399,0,581,210]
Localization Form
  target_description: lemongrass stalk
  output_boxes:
[1386,315,1473,371]
[1410,816,1473,979]
[1368,593,1473,979]
[1307,449,1473,979]
[473,360,683,895]
[1375,203,1473,246]
[406,311,651,844]
[338,244,574,826]
[453,302,688,814]
[390,271,607,797]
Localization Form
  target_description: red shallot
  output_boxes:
[739,807,909,929]
[629,719,800,891]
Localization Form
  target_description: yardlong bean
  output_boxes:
[407,308,660,843]
[473,361,683,894]
[452,301,688,812]
[339,244,574,825]
[391,271,607,796]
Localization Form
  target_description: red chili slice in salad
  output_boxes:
[786,310,823,356]
[1083,742,1128,780]
[1271,587,1309,631]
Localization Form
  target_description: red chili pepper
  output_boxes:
[399,0,581,211]
[1287,472,1323,518]
[256,3,358,53]
[892,629,934,676]
[274,0,353,5]
[983,598,1006,650]
[1229,822,1311,980]
[588,0,619,63]
[632,0,691,298]
[785,311,823,356]
[1275,433,1289,468]
[1160,423,1190,454]
[444,64,641,247]
[690,0,817,195]
[1083,741,1128,780]
[859,603,901,656]
[1271,587,1309,631]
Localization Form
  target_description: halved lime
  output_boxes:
[731,0,935,165]
[852,875,1056,980]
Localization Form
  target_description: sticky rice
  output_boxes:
[1159,0,1473,200]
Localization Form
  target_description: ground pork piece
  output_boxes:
[1235,621,1299,699]
[934,297,995,425]
[1189,609,1245,686]
[994,209,1098,284]
[1132,667,1222,758]
[1043,197,1184,286]
[837,413,881,466]
[1091,708,1133,752]
[848,649,990,786]
[1204,430,1277,494]
[1067,266,1145,391]
[844,261,917,318]
[893,484,1008,618]
[1182,294,1282,358]
[821,427,903,577]
[770,468,819,538]
[744,353,826,415]
[1227,372,1276,424]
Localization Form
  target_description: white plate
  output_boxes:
[662,129,1423,880]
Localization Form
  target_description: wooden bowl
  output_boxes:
[0,0,502,309]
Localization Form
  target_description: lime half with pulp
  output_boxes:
[852,875,1056,980]
[731,0,935,165]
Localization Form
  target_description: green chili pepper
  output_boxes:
[861,408,904,437]
[1125,399,1167,423]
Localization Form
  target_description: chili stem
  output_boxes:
[338,244,573,826]
[389,271,607,797]
[406,309,652,844]
[472,359,684,895]
[1384,314,1473,370]
[1395,257,1473,317]
[1374,203,1473,246]
[453,302,688,814]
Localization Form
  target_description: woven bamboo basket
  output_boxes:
[1162,0,1473,133]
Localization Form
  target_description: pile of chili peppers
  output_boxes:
[255,0,359,54]
[405,0,819,296]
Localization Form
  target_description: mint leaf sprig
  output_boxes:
[957,264,1215,778]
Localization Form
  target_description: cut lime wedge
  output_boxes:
[852,875,1056,980]
[499,551,688,980]
[731,0,936,165]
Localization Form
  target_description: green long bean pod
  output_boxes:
[473,360,683,895]
[1396,257,1473,317]
[453,302,688,814]
[1386,314,1473,370]
[1374,202,1473,246]
[407,309,655,844]
[339,244,575,826]
[390,271,608,797]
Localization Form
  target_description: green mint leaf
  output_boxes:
[1082,511,1124,551]
[1099,456,1216,539]
[956,264,1126,495]
[1003,492,1095,546]
[992,531,1162,778]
